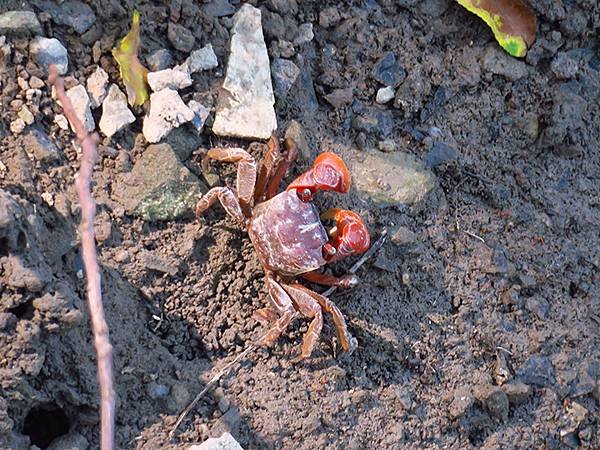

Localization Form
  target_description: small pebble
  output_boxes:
[10,118,26,134]
[29,76,44,89]
[55,114,69,130]
[376,86,395,104]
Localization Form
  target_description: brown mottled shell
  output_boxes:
[248,190,328,277]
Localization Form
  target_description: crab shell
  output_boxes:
[247,189,328,277]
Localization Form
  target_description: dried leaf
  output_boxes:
[457,0,537,57]
[112,10,149,106]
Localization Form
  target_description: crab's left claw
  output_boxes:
[287,152,351,202]
[321,209,370,262]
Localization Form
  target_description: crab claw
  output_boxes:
[287,152,351,202]
[320,209,370,262]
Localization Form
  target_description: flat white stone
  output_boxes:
[212,4,277,140]
[99,84,135,138]
[147,68,192,92]
[143,88,195,143]
[188,432,244,450]
[180,44,218,74]
[87,66,109,109]
[54,114,69,130]
[66,84,95,132]
[376,86,395,104]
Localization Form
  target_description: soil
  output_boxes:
[1,1,599,449]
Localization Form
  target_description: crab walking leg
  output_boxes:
[285,283,354,353]
[259,277,297,347]
[254,133,282,203]
[301,270,359,289]
[195,187,246,223]
[265,138,298,200]
[202,148,257,213]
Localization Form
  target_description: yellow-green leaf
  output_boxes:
[112,10,149,106]
[457,0,537,57]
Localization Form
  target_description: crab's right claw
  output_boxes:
[287,152,351,201]
[321,209,370,262]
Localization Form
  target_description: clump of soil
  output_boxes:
[1,1,599,449]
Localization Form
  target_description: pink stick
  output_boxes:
[48,65,115,450]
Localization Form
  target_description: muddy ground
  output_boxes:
[1,0,599,449]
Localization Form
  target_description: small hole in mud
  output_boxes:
[17,230,27,250]
[0,237,8,257]
[23,403,70,449]
[8,300,34,320]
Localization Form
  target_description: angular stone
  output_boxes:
[86,66,109,108]
[349,150,437,206]
[188,432,244,450]
[147,68,192,92]
[112,143,207,221]
[182,44,218,73]
[203,0,236,17]
[18,106,34,125]
[271,58,300,100]
[168,22,195,53]
[99,84,135,138]
[516,356,556,387]
[376,86,395,104]
[10,119,26,135]
[212,4,277,139]
[29,37,69,75]
[187,100,211,134]
[65,85,95,132]
[483,46,528,81]
[293,23,314,46]
[143,88,195,143]
[146,48,173,72]
[35,0,96,34]
[373,52,406,88]
[0,11,43,36]
[324,87,353,109]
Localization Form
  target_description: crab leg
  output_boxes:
[301,270,358,289]
[202,147,257,214]
[195,187,245,224]
[283,283,354,354]
[258,277,297,348]
[254,133,282,203]
[282,284,323,361]
[264,138,298,200]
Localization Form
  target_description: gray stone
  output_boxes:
[425,141,458,168]
[182,44,218,74]
[293,23,314,46]
[47,432,88,450]
[375,86,395,104]
[143,88,195,143]
[203,0,236,17]
[146,48,173,72]
[147,382,170,399]
[476,386,509,422]
[502,382,532,406]
[284,120,313,162]
[35,0,96,34]
[349,150,437,206]
[551,52,579,79]
[483,46,528,81]
[65,85,95,132]
[99,84,135,138]
[212,4,277,139]
[168,22,195,53]
[86,66,109,108]
[147,68,192,92]
[112,143,207,221]
[271,58,300,100]
[188,432,244,450]
[324,87,353,109]
[448,386,474,420]
[373,52,406,88]
[516,356,556,387]
[187,100,211,134]
[0,11,42,36]
[29,37,69,75]
[21,127,60,162]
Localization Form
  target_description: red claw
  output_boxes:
[320,209,370,262]
[287,152,351,202]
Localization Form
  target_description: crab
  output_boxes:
[196,136,370,360]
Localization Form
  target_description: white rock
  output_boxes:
[29,37,69,75]
[187,100,210,133]
[54,114,69,130]
[65,85,95,132]
[143,88,195,143]
[212,4,277,140]
[376,86,395,104]
[293,23,314,45]
[147,68,192,92]
[87,66,109,109]
[10,118,26,134]
[29,76,44,89]
[99,84,135,138]
[178,44,218,74]
[188,432,244,450]
[18,105,34,125]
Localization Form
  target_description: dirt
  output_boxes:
[1,1,599,449]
